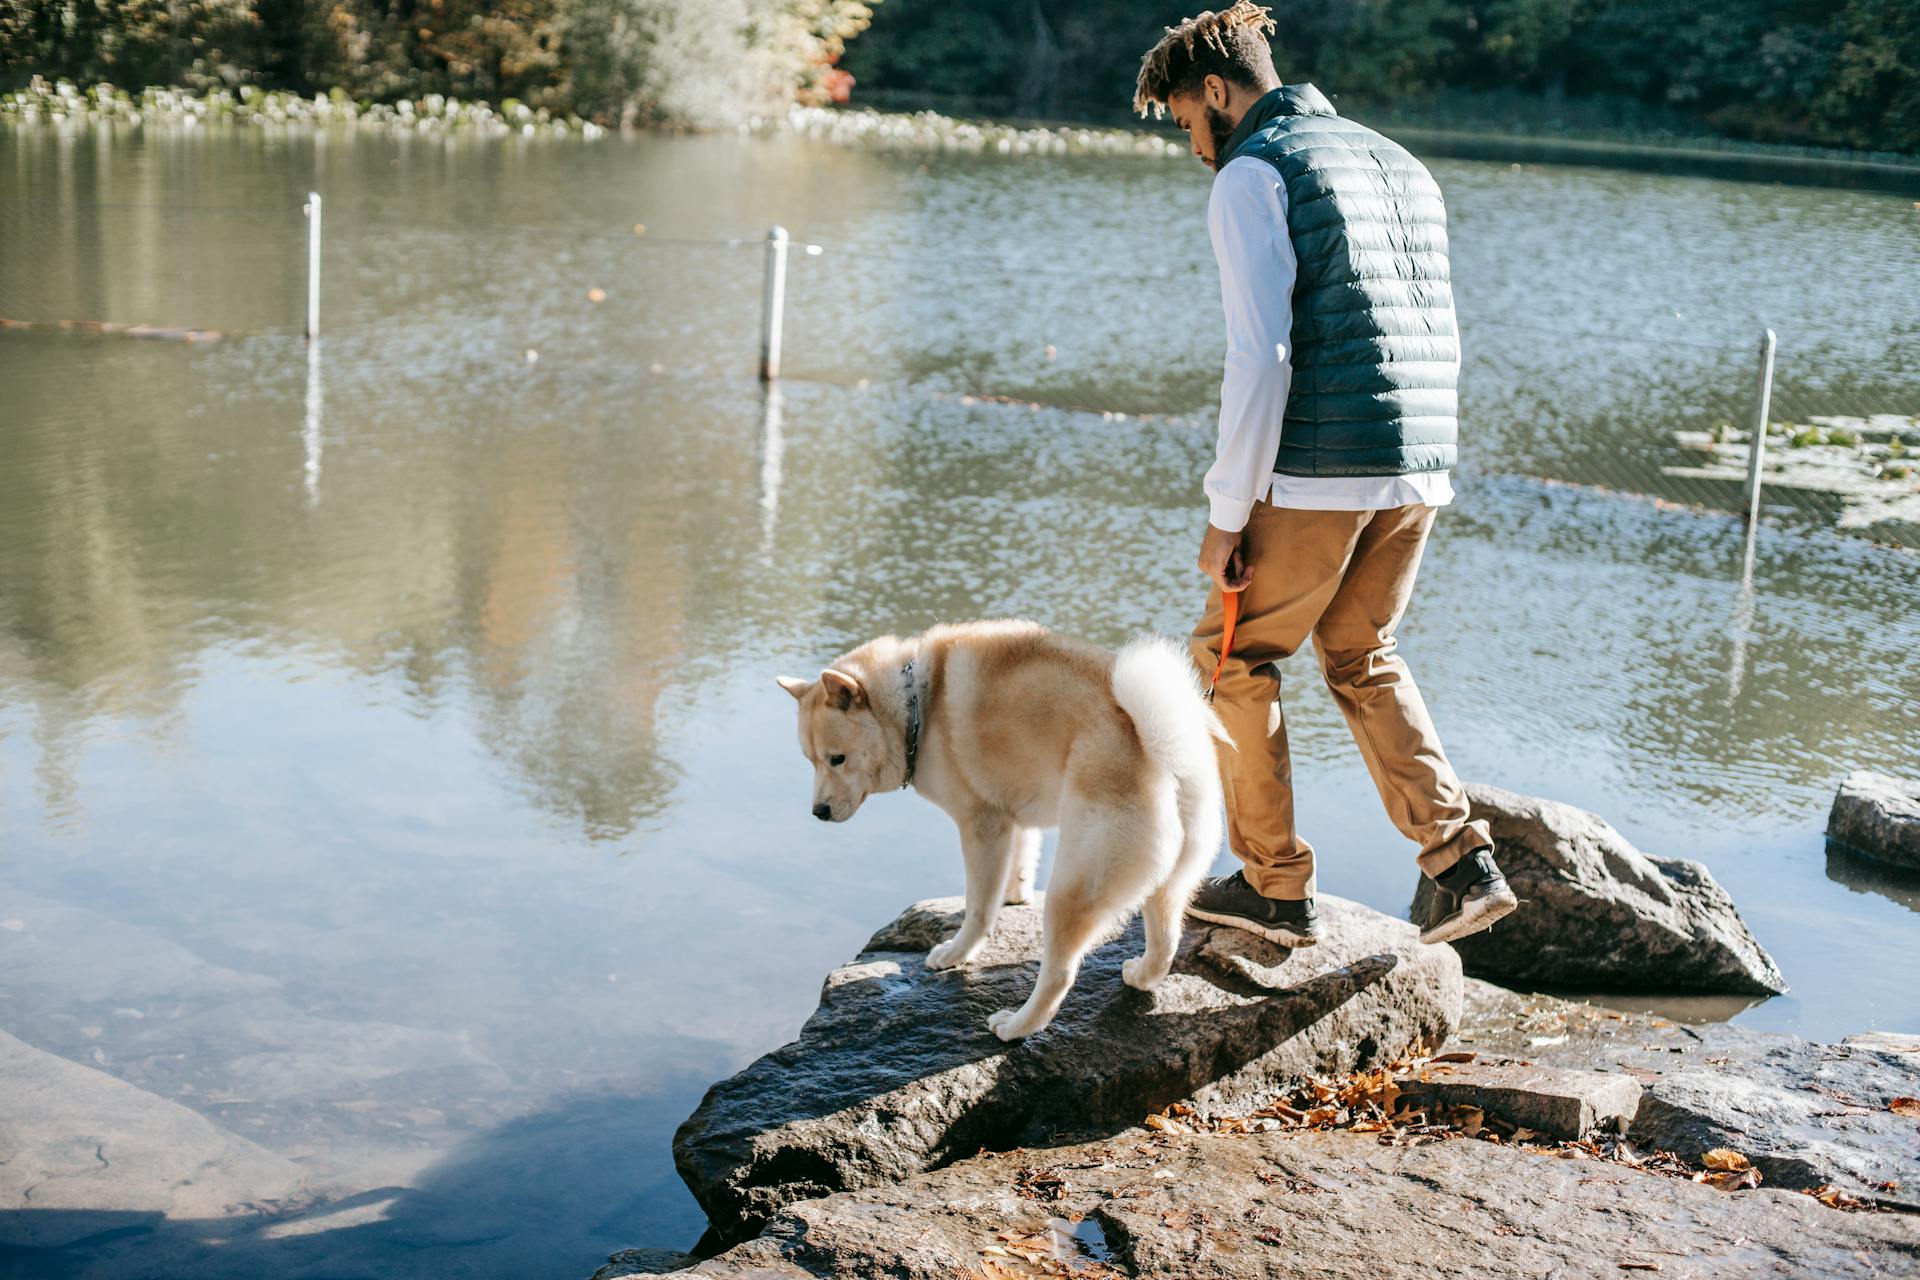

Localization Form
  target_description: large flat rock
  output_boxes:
[675,1125,1920,1279]
[1830,770,1920,870]
[0,1028,313,1250]
[673,893,1461,1246]
[1412,784,1786,995]
[1630,1036,1920,1210]
[1445,982,1920,1211]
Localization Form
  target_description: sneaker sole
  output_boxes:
[1185,906,1320,948]
[1418,886,1519,945]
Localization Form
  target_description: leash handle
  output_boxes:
[1207,587,1243,696]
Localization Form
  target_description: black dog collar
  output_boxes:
[901,659,922,789]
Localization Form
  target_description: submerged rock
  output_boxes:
[673,894,1461,1246]
[589,1248,696,1277]
[1829,770,1920,870]
[670,1125,1920,1279]
[0,1029,312,1250]
[1411,784,1786,995]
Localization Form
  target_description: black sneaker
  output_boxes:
[1419,846,1518,945]
[1186,871,1320,947]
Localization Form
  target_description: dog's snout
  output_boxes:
[812,802,832,821]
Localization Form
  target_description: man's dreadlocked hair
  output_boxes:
[1133,3,1280,119]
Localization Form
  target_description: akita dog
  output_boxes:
[779,620,1227,1040]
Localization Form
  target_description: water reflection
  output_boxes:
[1827,843,1920,916]
[304,340,324,506]
[758,384,785,550]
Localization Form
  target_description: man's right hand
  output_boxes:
[1198,523,1254,593]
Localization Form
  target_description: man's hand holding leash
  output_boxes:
[1198,524,1253,593]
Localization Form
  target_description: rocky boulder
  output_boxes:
[1629,1035,1920,1211]
[1830,770,1920,870]
[1411,784,1786,995]
[670,1125,1920,1279]
[673,894,1461,1246]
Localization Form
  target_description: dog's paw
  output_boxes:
[987,1008,1040,1041]
[1121,956,1167,991]
[925,937,977,971]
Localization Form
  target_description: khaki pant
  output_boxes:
[1190,501,1490,901]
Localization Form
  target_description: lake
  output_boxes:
[2,120,1918,1279]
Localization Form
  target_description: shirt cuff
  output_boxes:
[1208,491,1256,533]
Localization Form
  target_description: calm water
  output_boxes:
[2,124,1918,1279]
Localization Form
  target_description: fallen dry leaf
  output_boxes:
[1889,1097,1920,1118]
[1700,1148,1752,1172]
[1013,1167,1068,1201]
[1811,1184,1873,1211]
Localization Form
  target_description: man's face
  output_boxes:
[1168,83,1238,172]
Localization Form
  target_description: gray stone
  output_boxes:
[1411,783,1787,995]
[1629,1037,1920,1210]
[0,1028,314,1250]
[671,1125,1920,1279]
[1847,1032,1920,1056]
[590,1247,697,1277]
[1830,770,1920,870]
[1395,1060,1642,1139]
[673,893,1461,1247]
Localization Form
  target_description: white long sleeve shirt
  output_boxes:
[1204,155,1455,533]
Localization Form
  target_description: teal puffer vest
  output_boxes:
[1219,84,1458,476]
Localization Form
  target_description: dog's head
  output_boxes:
[777,669,888,822]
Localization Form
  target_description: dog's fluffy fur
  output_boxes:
[779,620,1227,1040]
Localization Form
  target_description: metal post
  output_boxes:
[1743,328,1776,526]
[304,191,322,341]
[758,225,789,383]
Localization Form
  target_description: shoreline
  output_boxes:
[11,78,1920,193]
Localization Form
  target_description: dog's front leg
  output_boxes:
[925,812,1016,971]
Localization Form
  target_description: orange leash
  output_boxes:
[1207,587,1243,697]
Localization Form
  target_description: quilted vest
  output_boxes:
[1219,84,1458,476]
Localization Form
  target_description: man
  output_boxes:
[1133,3,1517,948]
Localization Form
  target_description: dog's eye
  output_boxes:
[829,754,846,767]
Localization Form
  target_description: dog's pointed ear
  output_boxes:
[776,676,811,701]
[820,668,866,711]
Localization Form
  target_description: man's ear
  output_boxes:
[1204,72,1229,110]
[820,669,867,711]
[777,676,811,701]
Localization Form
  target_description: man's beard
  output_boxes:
[1204,105,1236,169]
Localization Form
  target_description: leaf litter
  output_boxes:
[970,1047,1892,1276]
[1129,1051,1891,1213]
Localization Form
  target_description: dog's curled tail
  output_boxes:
[1111,634,1230,765]
[1112,634,1227,885]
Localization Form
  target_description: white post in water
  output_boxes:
[759,225,789,383]
[1743,328,1777,527]
[304,192,322,341]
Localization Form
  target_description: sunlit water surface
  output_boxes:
[2,125,1918,1279]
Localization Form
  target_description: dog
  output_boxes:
[778,620,1227,1040]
